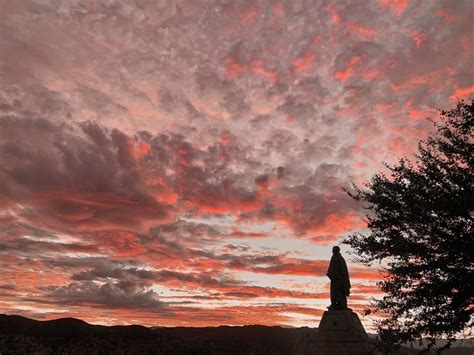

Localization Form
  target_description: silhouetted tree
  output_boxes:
[344,100,473,354]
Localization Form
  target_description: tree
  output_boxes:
[344,100,473,354]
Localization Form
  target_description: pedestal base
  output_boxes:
[292,310,376,355]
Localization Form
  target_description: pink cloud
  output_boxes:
[292,51,316,75]
[1,0,471,327]
[435,8,455,24]
[379,0,409,15]
[335,55,365,81]
[450,85,474,101]
[325,6,342,25]
[347,22,376,39]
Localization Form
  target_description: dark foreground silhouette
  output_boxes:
[0,314,472,354]
[0,314,307,354]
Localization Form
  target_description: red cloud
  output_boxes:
[347,22,375,39]
[435,8,455,24]
[335,55,364,81]
[92,230,147,257]
[228,229,268,238]
[351,283,384,295]
[193,193,262,215]
[350,267,383,281]
[305,212,365,238]
[379,0,409,15]
[292,51,316,75]
[226,59,247,79]
[132,141,151,160]
[0,119,174,234]
[325,6,341,25]
[26,190,171,233]
[408,30,426,48]
[1,0,470,329]
[245,259,328,276]
[405,99,436,120]
[450,85,474,101]
[225,58,277,84]
[250,60,277,84]
[241,7,260,24]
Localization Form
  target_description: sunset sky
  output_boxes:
[0,0,473,328]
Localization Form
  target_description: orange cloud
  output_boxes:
[335,55,364,81]
[220,132,230,146]
[1,0,471,330]
[306,212,365,238]
[325,6,341,25]
[347,22,375,39]
[93,230,147,257]
[154,189,178,205]
[132,141,151,160]
[450,85,474,101]
[408,30,426,48]
[226,59,247,79]
[435,8,455,24]
[193,193,262,215]
[241,7,260,25]
[292,51,316,75]
[405,99,436,120]
[460,35,472,53]
[225,58,277,84]
[351,283,384,295]
[246,259,328,276]
[379,0,409,15]
[229,228,268,239]
[29,190,172,233]
[251,60,277,84]
[391,67,453,93]
[350,267,383,280]
[272,2,283,16]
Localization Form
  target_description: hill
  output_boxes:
[0,314,471,354]
[0,314,309,354]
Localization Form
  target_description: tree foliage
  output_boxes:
[344,101,473,353]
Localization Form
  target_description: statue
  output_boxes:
[326,246,351,310]
[292,246,375,354]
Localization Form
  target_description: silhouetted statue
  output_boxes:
[327,246,351,310]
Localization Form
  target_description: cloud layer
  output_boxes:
[0,0,472,327]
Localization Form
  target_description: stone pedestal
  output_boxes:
[292,310,376,355]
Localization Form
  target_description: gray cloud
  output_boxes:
[44,280,167,311]
[0,117,171,232]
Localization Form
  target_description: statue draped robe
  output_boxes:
[327,253,351,310]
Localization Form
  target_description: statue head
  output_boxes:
[332,246,341,255]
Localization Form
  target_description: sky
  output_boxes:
[0,0,473,328]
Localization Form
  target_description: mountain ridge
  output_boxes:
[1,314,472,354]
[0,313,310,354]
